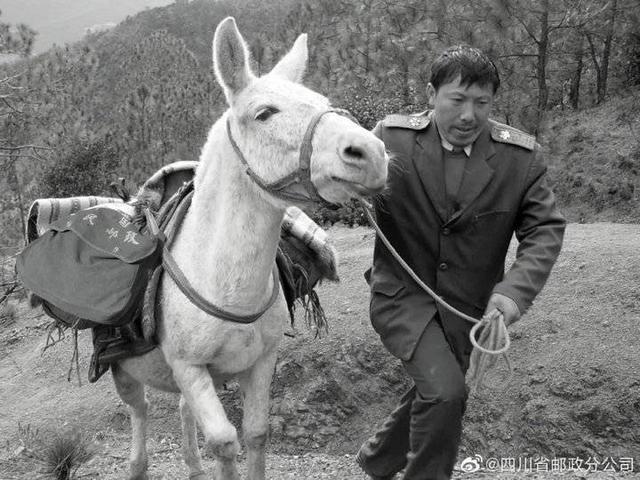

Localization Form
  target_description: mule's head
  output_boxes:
[212,17,387,205]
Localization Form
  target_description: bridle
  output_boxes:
[226,107,358,204]
[153,107,359,325]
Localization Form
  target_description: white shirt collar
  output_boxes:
[440,136,472,157]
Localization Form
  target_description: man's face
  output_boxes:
[427,75,494,147]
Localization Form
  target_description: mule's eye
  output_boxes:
[254,107,279,122]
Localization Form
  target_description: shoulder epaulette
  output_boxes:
[489,120,536,151]
[382,112,431,130]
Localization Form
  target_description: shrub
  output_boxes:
[311,199,370,227]
[334,83,413,130]
[38,138,121,199]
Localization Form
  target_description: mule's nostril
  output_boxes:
[344,145,365,160]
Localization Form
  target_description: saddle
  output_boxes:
[20,161,338,383]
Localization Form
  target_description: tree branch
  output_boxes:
[0,96,23,113]
[512,11,541,45]
[0,283,18,306]
[498,53,539,58]
[0,145,53,151]
[585,32,601,71]
[0,71,26,87]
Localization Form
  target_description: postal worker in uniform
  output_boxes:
[356,45,566,480]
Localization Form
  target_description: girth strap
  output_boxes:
[163,248,281,324]
[145,186,281,324]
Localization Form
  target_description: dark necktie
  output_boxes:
[444,148,467,214]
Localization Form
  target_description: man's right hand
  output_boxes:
[484,293,520,326]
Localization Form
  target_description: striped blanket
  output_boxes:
[282,207,329,258]
[26,196,125,243]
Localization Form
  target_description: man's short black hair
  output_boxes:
[430,45,500,93]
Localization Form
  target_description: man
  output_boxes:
[356,46,565,480]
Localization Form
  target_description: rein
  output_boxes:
[359,199,512,389]
[226,108,357,204]
[145,189,280,324]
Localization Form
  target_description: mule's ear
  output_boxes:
[269,34,308,83]
[213,17,253,101]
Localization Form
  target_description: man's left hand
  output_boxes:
[484,293,521,326]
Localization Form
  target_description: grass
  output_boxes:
[13,424,95,480]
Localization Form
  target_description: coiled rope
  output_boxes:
[359,199,512,391]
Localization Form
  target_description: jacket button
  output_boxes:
[442,227,450,235]
[439,262,448,271]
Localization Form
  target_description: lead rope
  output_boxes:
[359,199,512,392]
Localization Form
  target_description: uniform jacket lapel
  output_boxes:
[414,120,448,223]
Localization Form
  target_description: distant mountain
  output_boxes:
[1,0,174,54]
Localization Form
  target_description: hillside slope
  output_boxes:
[1,0,638,249]
[543,87,640,223]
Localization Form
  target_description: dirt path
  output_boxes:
[1,223,639,479]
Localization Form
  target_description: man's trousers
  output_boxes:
[357,316,470,480]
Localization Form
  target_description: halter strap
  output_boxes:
[226,107,358,204]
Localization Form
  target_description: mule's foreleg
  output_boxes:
[112,364,150,480]
[238,349,278,480]
[171,361,240,480]
[179,395,207,480]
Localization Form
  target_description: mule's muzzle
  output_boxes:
[310,123,388,205]
[337,133,388,193]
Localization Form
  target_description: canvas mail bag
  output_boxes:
[16,205,161,329]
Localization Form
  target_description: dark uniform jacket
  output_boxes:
[368,111,566,364]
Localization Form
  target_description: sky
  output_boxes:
[1,0,174,54]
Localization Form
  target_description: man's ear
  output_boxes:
[426,83,436,107]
